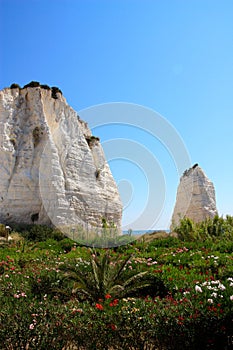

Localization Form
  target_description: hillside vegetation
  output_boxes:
[0,216,233,349]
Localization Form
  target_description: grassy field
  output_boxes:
[0,217,233,349]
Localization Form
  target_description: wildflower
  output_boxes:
[29,324,34,330]
[105,294,111,299]
[21,292,27,297]
[14,294,20,298]
[207,299,213,304]
[95,303,104,310]
[109,299,118,307]
[230,296,233,301]
[195,285,202,293]
[107,323,117,330]
[211,292,217,298]
[218,283,226,291]
[5,274,9,278]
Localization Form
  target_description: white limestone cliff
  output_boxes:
[171,164,217,228]
[0,85,122,234]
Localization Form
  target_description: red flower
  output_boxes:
[107,323,117,330]
[105,294,111,299]
[109,299,118,307]
[95,303,104,310]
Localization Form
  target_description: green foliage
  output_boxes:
[1,233,233,349]
[30,271,71,301]
[16,224,65,242]
[51,86,62,99]
[23,81,40,88]
[85,135,100,148]
[15,82,63,99]
[60,250,167,302]
[40,84,50,90]
[10,83,21,89]
[175,215,233,242]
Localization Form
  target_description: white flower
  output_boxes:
[211,292,217,298]
[183,291,190,296]
[218,283,226,291]
[230,295,233,301]
[207,299,213,304]
[195,285,202,293]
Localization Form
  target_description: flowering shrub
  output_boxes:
[0,233,233,349]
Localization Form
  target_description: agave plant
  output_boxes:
[60,250,167,302]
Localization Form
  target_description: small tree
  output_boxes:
[61,250,167,302]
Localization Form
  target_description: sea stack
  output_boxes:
[0,82,122,232]
[171,164,217,228]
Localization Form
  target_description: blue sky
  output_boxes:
[0,0,233,230]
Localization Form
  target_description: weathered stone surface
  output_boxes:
[171,164,217,228]
[0,86,122,231]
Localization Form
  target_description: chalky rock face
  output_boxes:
[171,165,217,228]
[0,86,122,232]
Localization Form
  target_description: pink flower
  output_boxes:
[14,294,20,299]
[29,324,34,330]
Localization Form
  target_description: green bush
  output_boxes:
[40,84,51,90]
[23,81,40,88]
[51,86,62,99]
[10,83,21,89]
[16,224,65,242]
[30,271,71,301]
[175,215,233,242]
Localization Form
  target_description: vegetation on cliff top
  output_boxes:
[9,81,62,99]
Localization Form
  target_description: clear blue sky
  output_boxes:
[0,0,233,230]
